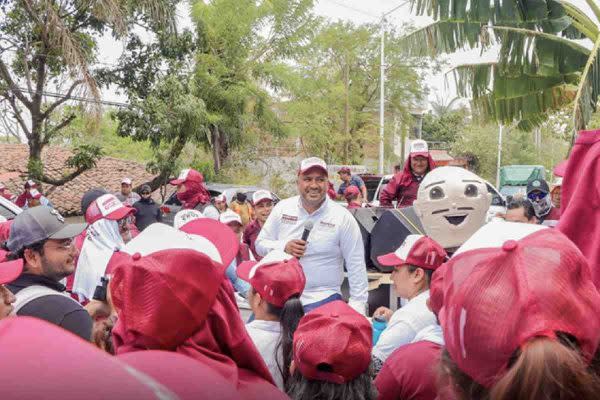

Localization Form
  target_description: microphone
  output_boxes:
[301,221,314,242]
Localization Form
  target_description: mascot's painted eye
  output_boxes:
[464,184,478,198]
[429,186,445,200]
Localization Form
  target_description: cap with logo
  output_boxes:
[293,300,371,384]
[252,190,273,206]
[237,250,306,307]
[7,206,86,253]
[85,193,136,225]
[429,221,600,388]
[377,234,447,271]
[219,210,242,226]
[27,189,42,200]
[214,194,227,203]
[169,168,204,185]
[409,140,429,158]
[298,157,328,176]
[173,209,205,230]
[338,166,351,175]
[121,177,132,185]
[81,188,109,215]
[526,179,550,194]
[24,180,36,189]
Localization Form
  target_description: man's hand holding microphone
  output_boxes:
[284,221,313,258]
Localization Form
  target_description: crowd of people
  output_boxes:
[0,128,598,400]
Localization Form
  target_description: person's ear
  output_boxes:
[23,248,40,269]
[413,267,426,284]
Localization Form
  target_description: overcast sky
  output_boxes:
[97,0,594,106]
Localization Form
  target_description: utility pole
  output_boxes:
[378,1,410,174]
[378,18,385,174]
[496,125,503,188]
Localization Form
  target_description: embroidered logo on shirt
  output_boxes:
[281,214,298,224]
[319,221,335,229]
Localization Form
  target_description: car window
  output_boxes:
[487,184,505,207]
[0,203,17,220]
[376,178,390,201]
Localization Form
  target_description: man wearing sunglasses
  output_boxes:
[526,179,561,227]
[132,184,162,232]
[5,206,92,340]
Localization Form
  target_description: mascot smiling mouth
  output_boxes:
[445,215,467,225]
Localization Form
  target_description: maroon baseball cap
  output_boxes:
[0,259,23,285]
[179,218,240,268]
[344,185,360,199]
[293,300,371,384]
[0,317,178,399]
[298,157,328,176]
[85,193,136,225]
[338,166,351,174]
[430,223,600,387]
[377,234,447,271]
[238,250,306,307]
[170,168,204,185]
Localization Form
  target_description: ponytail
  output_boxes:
[267,295,304,389]
[440,334,600,400]
[490,337,600,400]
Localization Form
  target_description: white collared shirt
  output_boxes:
[255,196,368,314]
[372,290,437,362]
[245,320,284,389]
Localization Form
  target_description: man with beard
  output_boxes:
[526,179,560,227]
[5,206,91,340]
[256,157,368,314]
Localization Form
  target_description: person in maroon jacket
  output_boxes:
[243,190,274,261]
[344,185,362,209]
[380,140,436,208]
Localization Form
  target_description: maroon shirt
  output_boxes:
[243,220,263,261]
[375,341,442,400]
[380,154,436,208]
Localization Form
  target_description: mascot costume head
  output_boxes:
[414,166,491,250]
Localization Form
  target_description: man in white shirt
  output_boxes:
[255,157,368,314]
[371,234,447,371]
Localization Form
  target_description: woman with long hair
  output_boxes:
[237,250,306,389]
[430,224,600,400]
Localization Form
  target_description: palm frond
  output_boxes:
[584,0,600,24]
[572,35,600,130]
[399,21,489,57]
[559,0,599,40]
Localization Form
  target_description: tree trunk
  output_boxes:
[211,125,221,174]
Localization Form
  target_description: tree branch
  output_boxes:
[42,113,77,145]
[0,59,33,109]
[3,94,31,138]
[40,167,87,186]
[42,80,83,119]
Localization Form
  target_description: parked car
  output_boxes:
[370,174,505,221]
[160,183,280,226]
[0,196,22,220]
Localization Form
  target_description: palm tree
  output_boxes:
[401,0,599,132]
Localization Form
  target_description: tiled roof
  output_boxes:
[430,149,455,162]
[0,144,157,216]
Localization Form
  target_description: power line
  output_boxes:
[321,0,379,19]
[7,86,129,108]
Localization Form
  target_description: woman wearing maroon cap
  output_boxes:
[238,250,306,390]
[287,300,376,400]
[432,224,600,400]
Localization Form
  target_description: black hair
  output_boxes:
[287,363,377,400]
[507,198,536,221]
[6,239,46,261]
[407,264,434,286]
[253,288,305,389]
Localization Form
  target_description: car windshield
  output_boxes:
[500,186,526,197]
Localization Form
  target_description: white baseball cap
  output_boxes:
[214,194,227,203]
[219,210,242,226]
[409,140,429,157]
[298,157,328,175]
[252,190,273,205]
[173,209,205,230]
[121,177,132,185]
[29,189,42,200]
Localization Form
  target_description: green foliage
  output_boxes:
[403,0,600,131]
[422,110,468,143]
[66,144,104,170]
[283,21,427,164]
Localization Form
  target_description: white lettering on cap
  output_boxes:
[97,194,124,217]
[410,140,428,153]
[178,169,190,180]
[394,234,423,261]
